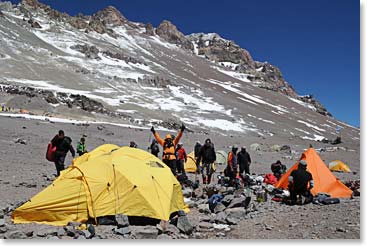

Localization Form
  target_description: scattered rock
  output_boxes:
[216,232,226,237]
[336,227,346,233]
[270,144,281,152]
[0,209,4,219]
[14,138,27,145]
[157,234,172,239]
[0,226,8,234]
[198,204,210,214]
[221,195,234,206]
[5,230,27,239]
[213,203,226,213]
[227,197,248,209]
[199,214,211,222]
[113,227,130,236]
[198,222,213,229]
[131,226,158,239]
[0,219,5,227]
[176,215,193,235]
[215,212,227,224]
[116,214,129,227]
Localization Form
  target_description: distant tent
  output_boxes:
[184,152,198,173]
[12,145,186,226]
[329,160,351,173]
[275,148,352,198]
[215,150,227,165]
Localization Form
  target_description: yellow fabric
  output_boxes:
[12,145,185,226]
[184,152,198,173]
[329,160,351,173]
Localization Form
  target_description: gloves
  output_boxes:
[150,126,155,134]
[181,124,186,132]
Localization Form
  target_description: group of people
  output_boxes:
[225,145,252,186]
[48,126,315,206]
[50,130,87,176]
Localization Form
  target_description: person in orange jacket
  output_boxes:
[150,124,185,176]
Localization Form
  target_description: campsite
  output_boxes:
[0,115,360,239]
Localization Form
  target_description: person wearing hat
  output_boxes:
[288,159,314,205]
[175,142,187,176]
[237,146,252,175]
[76,137,87,156]
[151,124,185,176]
[225,145,239,186]
[197,138,216,184]
[194,141,202,174]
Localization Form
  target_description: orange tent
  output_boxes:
[275,148,352,198]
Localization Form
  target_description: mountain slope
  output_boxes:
[0,0,359,144]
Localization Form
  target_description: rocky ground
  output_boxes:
[0,114,360,239]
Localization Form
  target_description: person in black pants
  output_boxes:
[51,130,75,176]
[288,159,314,205]
[237,146,251,175]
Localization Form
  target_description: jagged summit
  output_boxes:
[0,0,355,143]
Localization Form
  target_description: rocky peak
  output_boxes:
[188,32,255,68]
[156,20,193,50]
[145,22,155,36]
[21,0,44,9]
[298,95,332,117]
[92,6,126,26]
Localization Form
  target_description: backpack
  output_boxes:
[59,137,72,151]
[151,144,159,154]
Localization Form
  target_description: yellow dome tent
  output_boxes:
[12,144,186,226]
[329,160,351,173]
[184,152,198,173]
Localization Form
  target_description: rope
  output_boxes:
[72,166,98,225]
[75,179,83,221]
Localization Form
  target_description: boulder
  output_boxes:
[113,227,130,236]
[115,214,129,227]
[199,214,211,222]
[213,203,226,213]
[225,207,247,225]
[198,204,210,214]
[227,196,250,209]
[0,226,8,234]
[198,222,213,229]
[0,219,4,227]
[221,195,234,206]
[176,215,193,235]
[215,212,227,224]
[5,230,27,239]
[131,226,158,239]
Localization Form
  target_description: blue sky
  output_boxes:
[10,0,360,127]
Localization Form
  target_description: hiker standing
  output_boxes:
[76,137,87,156]
[197,139,216,184]
[237,146,251,175]
[151,124,185,176]
[51,130,75,176]
[194,141,202,173]
[288,159,314,205]
[150,139,160,157]
[226,145,239,185]
[176,143,187,176]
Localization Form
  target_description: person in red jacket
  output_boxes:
[151,124,185,176]
[176,143,187,176]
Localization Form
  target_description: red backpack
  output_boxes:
[264,173,278,185]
